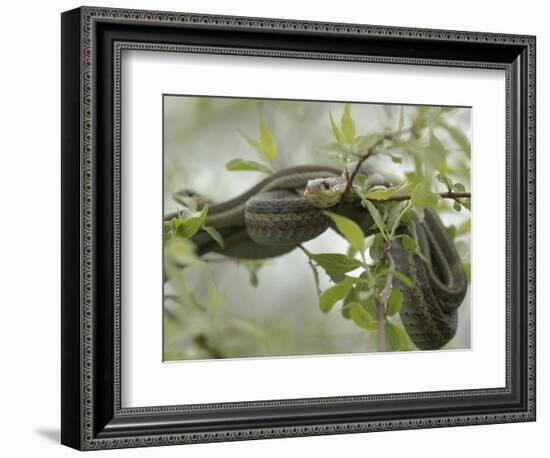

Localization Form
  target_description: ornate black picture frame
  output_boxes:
[61,6,536,450]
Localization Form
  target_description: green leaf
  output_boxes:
[341,305,351,319]
[165,239,203,266]
[329,112,346,144]
[390,154,402,164]
[411,182,440,209]
[351,133,382,154]
[379,268,415,289]
[347,245,358,259]
[452,182,465,192]
[397,232,428,262]
[402,210,416,238]
[165,293,207,312]
[355,175,367,188]
[341,286,357,319]
[389,201,412,238]
[435,173,447,185]
[208,289,225,310]
[303,249,363,275]
[342,279,359,306]
[453,200,462,212]
[225,159,273,174]
[386,288,404,316]
[164,219,178,240]
[341,104,356,144]
[428,131,448,173]
[355,288,373,304]
[447,224,457,240]
[363,200,388,241]
[394,324,411,351]
[456,219,471,235]
[319,277,356,313]
[316,142,351,156]
[400,234,417,254]
[439,120,471,157]
[412,106,429,133]
[369,233,385,261]
[462,198,471,210]
[364,297,378,321]
[258,115,277,161]
[385,321,401,351]
[399,139,426,160]
[455,240,470,259]
[365,178,409,201]
[349,302,377,330]
[237,129,263,156]
[164,219,175,230]
[323,211,365,251]
[463,260,471,283]
[327,271,347,284]
[202,225,224,249]
[386,202,404,235]
[436,173,452,191]
[239,260,265,288]
[175,204,209,238]
[364,188,392,200]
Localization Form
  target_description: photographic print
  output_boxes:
[61,8,536,448]
[163,96,471,361]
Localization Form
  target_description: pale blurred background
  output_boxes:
[163,96,471,361]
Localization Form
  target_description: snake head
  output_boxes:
[304,177,346,208]
[172,189,210,210]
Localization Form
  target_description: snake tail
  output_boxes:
[392,209,468,350]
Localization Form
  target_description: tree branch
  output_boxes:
[372,191,471,202]
[344,149,375,196]
[306,257,322,297]
[376,241,396,352]
[343,127,413,197]
[298,245,322,297]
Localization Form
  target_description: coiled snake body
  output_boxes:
[167,165,467,350]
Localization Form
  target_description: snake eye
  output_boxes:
[322,182,331,191]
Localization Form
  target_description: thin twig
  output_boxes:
[377,241,396,352]
[344,149,375,196]
[372,191,471,203]
[202,256,239,263]
[343,127,413,197]
[298,245,322,296]
[307,257,322,297]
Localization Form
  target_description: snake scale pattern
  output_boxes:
[167,165,468,350]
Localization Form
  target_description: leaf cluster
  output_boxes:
[225,113,278,174]
[302,210,415,351]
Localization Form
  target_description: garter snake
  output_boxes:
[167,165,468,350]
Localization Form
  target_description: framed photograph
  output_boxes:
[61,6,536,450]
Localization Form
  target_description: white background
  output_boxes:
[0,0,546,457]
[123,52,505,406]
